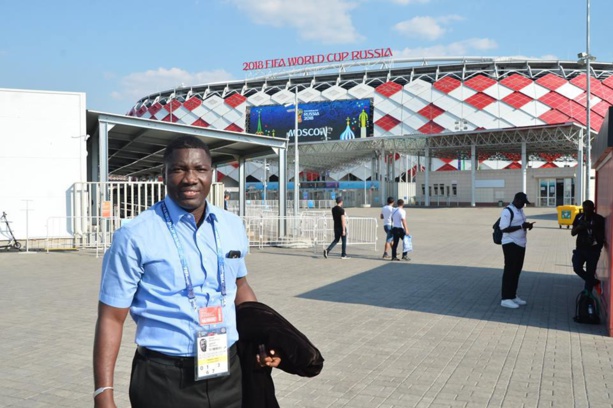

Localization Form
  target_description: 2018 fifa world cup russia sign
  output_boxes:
[242,48,393,71]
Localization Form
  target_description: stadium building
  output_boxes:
[126,57,613,207]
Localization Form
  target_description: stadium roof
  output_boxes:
[295,122,586,171]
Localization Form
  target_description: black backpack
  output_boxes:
[492,207,513,245]
[573,289,600,324]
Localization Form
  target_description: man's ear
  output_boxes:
[161,166,166,185]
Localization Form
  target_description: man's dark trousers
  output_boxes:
[129,345,241,408]
[502,242,525,300]
[326,228,346,256]
[572,247,601,290]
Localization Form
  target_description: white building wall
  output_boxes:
[414,167,577,207]
[0,88,86,240]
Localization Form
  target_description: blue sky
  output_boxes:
[1,0,611,115]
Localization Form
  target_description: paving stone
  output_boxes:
[0,206,612,407]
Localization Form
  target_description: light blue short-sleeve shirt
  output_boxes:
[99,197,249,356]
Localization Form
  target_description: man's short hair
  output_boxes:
[163,135,211,164]
[335,196,343,204]
[397,199,404,206]
[387,196,395,204]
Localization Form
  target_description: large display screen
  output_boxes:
[246,98,373,143]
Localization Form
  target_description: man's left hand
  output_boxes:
[256,349,281,368]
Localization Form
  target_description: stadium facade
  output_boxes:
[127,57,613,207]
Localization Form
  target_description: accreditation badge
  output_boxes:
[195,329,229,380]
[195,306,229,380]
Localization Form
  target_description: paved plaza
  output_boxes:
[1,206,613,408]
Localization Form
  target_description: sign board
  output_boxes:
[247,99,373,143]
[101,201,112,218]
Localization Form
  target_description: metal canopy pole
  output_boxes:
[278,148,287,236]
[238,157,246,217]
[577,128,584,204]
[585,0,592,200]
[521,142,527,194]
[471,144,476,207]
[425,147,430,207]
[293,88,300,216]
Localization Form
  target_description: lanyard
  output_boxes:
[161,202,227,310]
[209,213,227,302]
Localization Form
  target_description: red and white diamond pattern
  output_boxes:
[129,70,613,174]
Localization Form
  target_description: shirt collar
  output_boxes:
[163,196,216,225]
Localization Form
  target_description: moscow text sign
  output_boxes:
[246,99,373,143]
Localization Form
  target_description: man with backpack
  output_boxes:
[571,200,605,294]
[499,192,535,309]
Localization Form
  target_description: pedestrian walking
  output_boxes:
[390,199,410,261]
[323,197,349,259]
[380,196,395,259]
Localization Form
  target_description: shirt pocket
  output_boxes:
[222,258,245,282]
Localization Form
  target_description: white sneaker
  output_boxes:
[501,299,519,309]
[512,297,527,306]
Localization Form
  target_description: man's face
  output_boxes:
[514,199,525,209]
[163,148,212,216]
[583,202,595,215]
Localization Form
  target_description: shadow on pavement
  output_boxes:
[297,262,608,336]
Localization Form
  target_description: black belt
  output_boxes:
[137,344,237,368]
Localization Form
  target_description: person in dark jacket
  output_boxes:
[571,200,606,293]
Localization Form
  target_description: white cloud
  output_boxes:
[111,67,234,101]
[393,38,498,58]
[227,0,363,44]
[501,53,559,61]
[393,15,463,41]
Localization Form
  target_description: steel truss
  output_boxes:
[292,123,584,172]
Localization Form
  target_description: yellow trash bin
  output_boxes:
[557,205,581,229]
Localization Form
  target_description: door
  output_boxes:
[539,179,556,207]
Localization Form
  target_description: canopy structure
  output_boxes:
[291,122,587,206]
[294,122,584,172]
[86,110,288,218]
[87,109,588,209]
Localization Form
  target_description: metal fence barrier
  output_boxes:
[242,214,378,251]
[46,182,377,255]
[314,216,378,253]
[45,216,117,257]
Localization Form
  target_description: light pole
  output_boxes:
[293,88,300,216]
[578,0,595,200]
[263,158,267,205]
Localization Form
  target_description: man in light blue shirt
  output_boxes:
[93,136,279,408]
